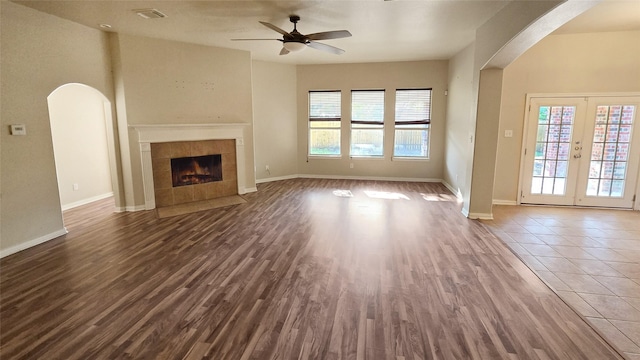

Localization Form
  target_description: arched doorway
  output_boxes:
[47,83,120,212]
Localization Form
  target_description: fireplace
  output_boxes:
[150,139,237,208]
[171,154,222,187]
[133,123,249,210]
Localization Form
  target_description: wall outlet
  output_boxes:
[73,183,79,191]
[350,163,354,169]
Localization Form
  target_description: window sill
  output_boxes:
[308,155,342,160]
[350,155,385,160]
[392,156,429,161]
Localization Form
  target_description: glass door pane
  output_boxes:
[577,97,640,208]
[530,105,574,196]
[586,105,634,197]
[521,98,586,206]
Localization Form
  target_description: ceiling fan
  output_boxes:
[232,15,352,55]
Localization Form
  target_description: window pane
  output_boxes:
[542,178,554,194]
[538,106,550,124]
[611,180,625,197]
[394,89,432,158]
[351,91,384,156]
[309,91,341,156]
[553,178,566,195]
[599,179,612,196]
[394,129,429,157]
[531,177,543,194]
[586,104,636,198]
[533,160,544,176]
[351,91,384,123]
[309,91,341,119]
[309,129,340,155]
[586,179,599,196]
[351,129,383,156]
[556,161,568,177]
[529,105,575,197]
[395,89,431,124]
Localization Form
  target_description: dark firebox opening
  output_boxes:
[171,154,222,187]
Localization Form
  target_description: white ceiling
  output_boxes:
[12,0,640,65]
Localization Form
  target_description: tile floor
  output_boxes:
[482,205,640,360]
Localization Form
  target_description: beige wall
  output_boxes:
[1,2,116,256]
[252,61,298,181]
[444,44,475,195]
[494,31,640,202]
[296,61,448,180]
[112,34,257,206]
[468,69,503,217]
[461,0,600,218]
[48,84,113,209]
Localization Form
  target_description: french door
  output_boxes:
[521,95,640,208]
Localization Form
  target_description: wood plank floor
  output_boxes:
[0,179,624,359]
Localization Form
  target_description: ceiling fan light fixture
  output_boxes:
[283,41,306,52]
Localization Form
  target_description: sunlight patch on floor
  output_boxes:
[364,190,410,200]
[332,190,353,198]
[420,193,459,202]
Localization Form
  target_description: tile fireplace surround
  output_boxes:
[151,139,237,207]
[133,124,248,210]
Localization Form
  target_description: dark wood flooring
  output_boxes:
[0,179,623,359]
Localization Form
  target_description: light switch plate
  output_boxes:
[504,130,513,138]
[10,124,27,136]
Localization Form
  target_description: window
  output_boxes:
[351,90,384,157]
[309,91,341,156]
[394,89,431,158]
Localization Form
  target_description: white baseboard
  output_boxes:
[441,181,463,199]
[467,212,494,220]
[61,192,114,211]
[255,174,443,185]
[298,174,442,183]
[124,205,147,212]
[0,228,68,259]
[243,187,258,193]
[255,174,299,184]
[461,207,470,218]
[493,199,517,206]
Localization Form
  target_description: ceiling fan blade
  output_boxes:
[307,41,345,55]
[306,30,352,41]
[231,38,281,41]
[259,21,290,36]
[279,47,290,56]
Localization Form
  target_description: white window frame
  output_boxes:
[350,90,385,158]
[308,90,342,158]
[393,88,432,160]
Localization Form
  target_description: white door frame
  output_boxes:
[518,92,640,210]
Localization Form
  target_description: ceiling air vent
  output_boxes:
[133,9,167,19]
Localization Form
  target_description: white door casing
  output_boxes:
[520,94,640,209]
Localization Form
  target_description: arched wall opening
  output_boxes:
[47,83,121,213]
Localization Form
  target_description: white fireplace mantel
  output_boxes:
[131,123,249,210]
